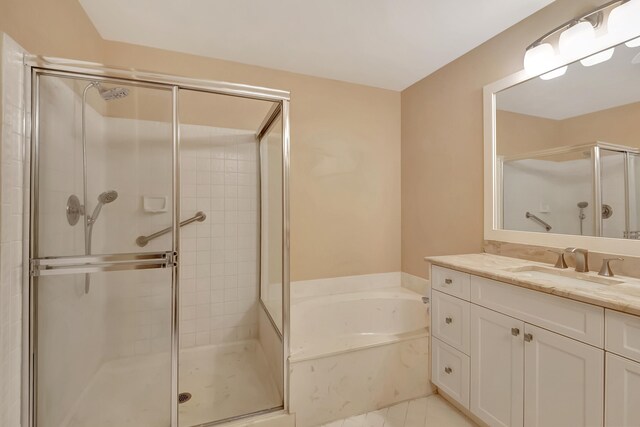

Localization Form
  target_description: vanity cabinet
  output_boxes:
[605,353,640,426]
[431,266,608,427]
[523,323,604,427]
[470,305,523,427]
[604,309,640,427]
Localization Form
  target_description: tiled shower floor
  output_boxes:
[63,340,282,427]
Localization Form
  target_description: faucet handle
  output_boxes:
[598,258,624,277]
[547,250,568,269]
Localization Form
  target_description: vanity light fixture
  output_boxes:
[524,0,640,79]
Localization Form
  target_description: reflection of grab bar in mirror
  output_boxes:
[525,212,552,232]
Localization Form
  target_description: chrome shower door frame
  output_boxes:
[24,59,291,427]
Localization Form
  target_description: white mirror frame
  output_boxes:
[483,33,640,256]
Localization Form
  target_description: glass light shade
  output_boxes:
[608,0,640,40]
[559,21,596,59]
[627,36,640,47]
[524,43,556,75]
[540,66,568,80]
[580,48,615,66]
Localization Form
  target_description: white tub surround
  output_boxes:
[426,253,640,427]
[287,273,433,427]
[401,272,430,295]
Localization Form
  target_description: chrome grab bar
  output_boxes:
[525,212,552,232]
[136,211,206,247]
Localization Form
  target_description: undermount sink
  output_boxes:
[504,265,625,286]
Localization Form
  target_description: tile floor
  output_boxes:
[319,395,477,427]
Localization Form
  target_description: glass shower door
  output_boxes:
[31,72,176,427]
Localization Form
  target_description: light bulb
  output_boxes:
[580,48,615,66]
[524,43,556,75]
[627,37,640,48]
[559,21,596,60]
[608,0,640,41]
[540,66,568,80]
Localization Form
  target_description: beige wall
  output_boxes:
[496,110,561,156]
[0,0,401,281]
[561,102,640,148]
[497,101,640,157]
[401,0,604,278]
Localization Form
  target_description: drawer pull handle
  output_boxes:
[445,317,453,324]
[444,279,453,285]
[524,333,533,342]
[444,366,453,374]
[511,327,520,336]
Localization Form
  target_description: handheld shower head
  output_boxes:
[98,190,119,204]
[90,190,118,224]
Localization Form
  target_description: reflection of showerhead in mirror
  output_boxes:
[577,201,589,209]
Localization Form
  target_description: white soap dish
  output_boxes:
[143,196,168,213]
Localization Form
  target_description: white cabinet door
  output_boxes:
[524,324,604,427]
[606,352,640,427]
[470,305,524,427]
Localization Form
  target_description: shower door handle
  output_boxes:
[30,251,176,276]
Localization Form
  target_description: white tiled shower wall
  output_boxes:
[0,33,26,427]
[179,127,259,348]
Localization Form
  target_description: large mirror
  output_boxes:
[494,40,640,241]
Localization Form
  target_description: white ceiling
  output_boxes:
[498,44,640,120]
[78,0,553,91]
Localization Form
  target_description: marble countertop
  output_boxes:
[425,253,640,317]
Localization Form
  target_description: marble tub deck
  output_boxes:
[425,253,640,316]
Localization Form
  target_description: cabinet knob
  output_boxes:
[524,333,533,342]
[444,278,453,285]
[444,366,452,374]
[511,327,520,336]
[445,317,453,324]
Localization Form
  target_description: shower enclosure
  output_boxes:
[500,141,640,239]
[25,60,290,427]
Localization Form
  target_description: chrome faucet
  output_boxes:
[565,248,589,273]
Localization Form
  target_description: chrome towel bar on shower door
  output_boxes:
[136,211,207,247]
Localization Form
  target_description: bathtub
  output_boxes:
[290,288,428,360]
[288,275,433,427]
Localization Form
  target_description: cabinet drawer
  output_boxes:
[606,309,640,363]
[431,290,470,354]
[470,275,604,347]
[431,266,470,301]
[432,337,470,409]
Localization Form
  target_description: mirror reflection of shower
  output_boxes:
[577,201,588,235]
[75,82,129,293]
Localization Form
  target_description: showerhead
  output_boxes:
[98,190,118,204]
[89,190,118,224]
[92,82,129,101]
[577,201,589,209]
[97,86,129,101]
